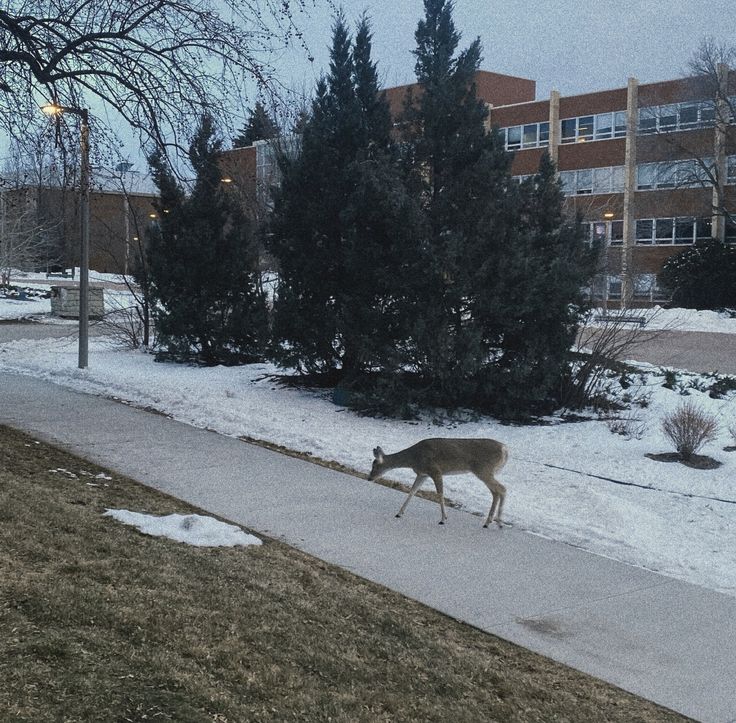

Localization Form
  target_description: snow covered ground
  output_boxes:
[1,280,735,596]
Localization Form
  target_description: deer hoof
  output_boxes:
[395,514,402,519]
[439,520,445,525]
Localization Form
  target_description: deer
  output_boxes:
[368,438,509,528]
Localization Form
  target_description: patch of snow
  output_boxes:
[103,509,262,547]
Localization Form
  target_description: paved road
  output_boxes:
[580,326,736,375]
[0,320,107,342]
[621,329,736,375]
[1,372,734,722]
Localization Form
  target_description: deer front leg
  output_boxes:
[396,474,427,519]
[430,473,447,525]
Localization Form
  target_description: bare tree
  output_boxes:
[0,190,58,284]
[638,38,735,239]
[0,0,315,157]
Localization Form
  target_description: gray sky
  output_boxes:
[272,0,736,102]
[3,0,735,174]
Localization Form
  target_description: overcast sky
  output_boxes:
[2,0,735,174]
[271,0,736,104]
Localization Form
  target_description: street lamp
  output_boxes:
[41,102,90,369]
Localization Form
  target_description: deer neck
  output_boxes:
[383,449,414,472]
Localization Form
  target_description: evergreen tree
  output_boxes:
[401,0,594,416]
[658,239,736,309]
[232,101,279,148]
[491,153,597,414]
[147,114,268,364]
[269,15,422,388]
[401,0,515,408]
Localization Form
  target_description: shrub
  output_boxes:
[607,411,647,440]
[658,240,736,310]
[661,401,719,460]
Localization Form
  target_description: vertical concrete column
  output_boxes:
[484,102,493,134]
[712,63,729,243]
[548,90,560,164]
[621,77,639,309]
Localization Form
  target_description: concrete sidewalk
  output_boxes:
[2,372,734,722]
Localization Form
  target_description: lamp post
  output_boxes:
[42,103,90,368]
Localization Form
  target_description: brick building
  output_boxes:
[221,68,735,307]
[489,70,736,306]
[0,184,157,275]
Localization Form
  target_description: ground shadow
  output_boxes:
[645,452,722,470]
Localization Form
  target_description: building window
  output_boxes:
[611,220,624,244]
[587,219,624,246]
[655,218,674,243]
[576,168,593,194]
[501,121,549,151]
[561,118,576,143]
[678,102,699,128]
[674,217,695,243]
[595,112,612,139]
[590,221,607,245]
[658,104,678,130]
[560,111,627,143]
[635,216,704,245]
[638,99,724,134]
[577,116,594,141]
[636,219,654,243]
[727,218,736,243]
[696,217,712,239]
[637,158,713,190]
[728,155,736,184]
[637,163,656,190]
[522,124,538,148]
[506,125,522,150]
[559,165,625,195]
[539,121,550,145]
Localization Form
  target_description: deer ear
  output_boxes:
[373,446,384,461]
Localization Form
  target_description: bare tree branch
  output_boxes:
[1,0,317,158]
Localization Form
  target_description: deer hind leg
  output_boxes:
[429,473,447,525]
[478,472,506,528]
[396,474,427,519]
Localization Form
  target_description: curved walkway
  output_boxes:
[1,372,734,722]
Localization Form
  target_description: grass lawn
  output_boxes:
[0,424,689,722]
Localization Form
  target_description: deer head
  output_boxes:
[368,446,385,480]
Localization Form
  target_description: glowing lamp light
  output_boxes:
[40,102,63,116]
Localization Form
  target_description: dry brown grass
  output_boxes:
[0,425,690,723]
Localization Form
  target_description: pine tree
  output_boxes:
[147,115,268,364]
[401,0,514,408]
[402,0,595,417]
[269,14,421,390]
[489,153,596,415]
[232,101,279,148]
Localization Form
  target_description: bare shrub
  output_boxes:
[563,309,665,411]
[607,411,647,440]
[99,292,154,350]
[661,401,719,460]
[728,421,736,448]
